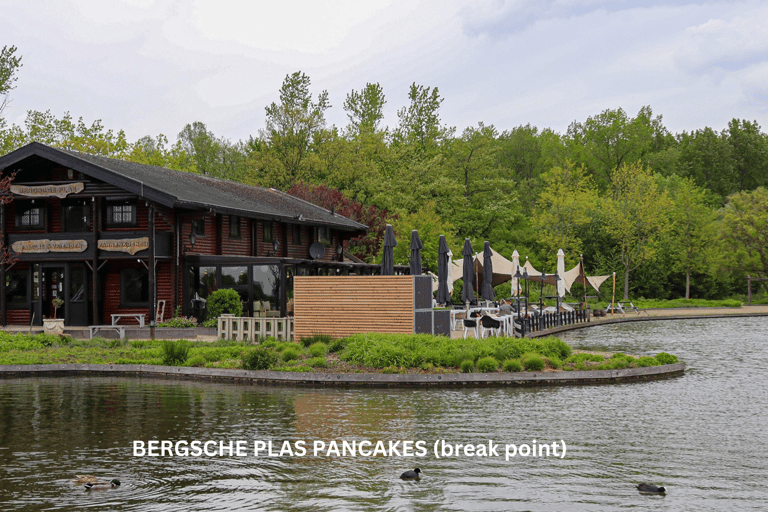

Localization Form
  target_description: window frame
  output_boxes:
[120,268,149,307]
[106,201,137,227]
[62,199,91,232]
[15,202,45,230]
[292,224,302,245]
[229,215,241,239]
[263,221,274,243]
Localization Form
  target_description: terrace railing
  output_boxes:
[514,307,591,337]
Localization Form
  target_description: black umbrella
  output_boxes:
[381,224,397,275]
[437,235,451,304]
[461,238,475,304]
[409,230,423,276]
[481,241,495,301]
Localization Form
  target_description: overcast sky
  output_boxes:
[3,0,767,143]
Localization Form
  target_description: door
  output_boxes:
[67,264,88,326]
[42,267,65,320]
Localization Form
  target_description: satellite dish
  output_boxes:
[309,242,325,260]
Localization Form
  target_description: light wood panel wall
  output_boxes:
[294,276,414,340]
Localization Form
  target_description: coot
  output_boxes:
[400,468,422,479]
[637,483,665,493]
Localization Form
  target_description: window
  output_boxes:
[292,224,302,245]
[318,226,331,245]
[63,200,90,232]
[192,219,205,237]
[6,269,29,305]
[120,268,148,306]
[106,201,137,226]
[263,221,273,242]
[229,216,241,239]
[16,202,44,229]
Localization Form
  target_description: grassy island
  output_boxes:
[0,331,678,374]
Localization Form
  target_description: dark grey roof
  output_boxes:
[0,142,368,232]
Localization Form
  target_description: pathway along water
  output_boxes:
[0,316,766,511]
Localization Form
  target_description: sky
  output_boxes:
[3,0,768,143]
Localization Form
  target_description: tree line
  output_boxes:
[1,56,766,300]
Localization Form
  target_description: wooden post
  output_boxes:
[747,275,752,305]
[611,272,616,314]
[91,197,99,325]
[148,203,156,339]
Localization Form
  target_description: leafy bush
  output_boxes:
[503,359,523,372]
[309,342,328,358]
[158,316,197,328]
[477,356,499,373]
[207,289,243,319]
[522,352,545,371]
[328,338,346,353]
[201,318,218,328]
[281,347,300,361]
[305,357,328,368]
[634,356,659,367]
[546,356,562,369]
[300,333,332,348]
[655,352,679,365]
[162,340,190,366]
[460,360,474,373]
[565,353,605,364]
[186,355,206,367]
[242,347,277,370]
[130,340,148,349]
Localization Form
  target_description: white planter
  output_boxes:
[43,318,65,335]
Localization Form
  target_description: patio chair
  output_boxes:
[480,315,502,338]
[463,318,479,339]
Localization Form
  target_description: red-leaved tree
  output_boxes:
[287,182,394,262]
[0,171,17,265]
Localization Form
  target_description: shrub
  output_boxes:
[158,316,197,328]
[130,340,147,349]
[503,359,523,372]
[162,340,190,366]
[301,333,332,348]
[522,352,545,371]
[201,318,218,328]
[655,352,678,365]
[634,356,659,367]
[546,356,562,369]
[460,359,474,373]
[328,338,346,353]
[477,356,499,373]
[206,289,243,319]
[309,342,328,358]
[186,355,206,367]
[565,353,605,364]
[305,357,328,368]
[281,347,300,361]
[242,347,277,370]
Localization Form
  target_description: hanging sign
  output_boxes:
[11,239,88,254]
[11,182,85,198]
[98,237,149,255]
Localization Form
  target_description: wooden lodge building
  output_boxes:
[0,142,377,328]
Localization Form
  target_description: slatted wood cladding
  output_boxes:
[294,276,414,340]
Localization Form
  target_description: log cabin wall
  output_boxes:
[293,276,414,340]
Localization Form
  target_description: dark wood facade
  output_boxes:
[0,143,372,327]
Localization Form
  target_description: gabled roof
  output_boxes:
[0,142,367,232]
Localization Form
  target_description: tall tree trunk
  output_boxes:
[624,266,630,300]
[685,269,691,300]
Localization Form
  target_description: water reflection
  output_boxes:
[0,317,766,511]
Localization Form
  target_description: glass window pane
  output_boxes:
[252,264,279,306]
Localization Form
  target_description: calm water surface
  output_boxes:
[1,317,766,511]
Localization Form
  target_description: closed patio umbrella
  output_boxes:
[381,224,397,275]
[437,235,451,305]
[409,230,423,276]
[481,241,495,301]
[461,238,475,304]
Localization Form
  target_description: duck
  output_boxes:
[636,483,665,493]
[84,479,121,490]
[400,468,422,479]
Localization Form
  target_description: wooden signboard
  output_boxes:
[11,182,85,198]
[11,239,88,254]
[97,237,149,255]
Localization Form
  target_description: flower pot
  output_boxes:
[43,318,65,335]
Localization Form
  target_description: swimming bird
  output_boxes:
[400,468,422,479]
[84,479,120,490]
[636,483,665,493]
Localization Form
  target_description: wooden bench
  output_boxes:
[90,325,126,339]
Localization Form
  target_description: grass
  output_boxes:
[0,331,680,374]
[632,298,742,309]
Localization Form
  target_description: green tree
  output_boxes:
[497,124,546,213]
[533,162,598,264]
[0,45,22,117]
[677,127,733,201]
[392,83,451,152]
[390,201,459,271]
[20,110,128,156]
[719,187,768,287]
[661,175,718,299]
[601,162,672,299]
[343,82,386,136]
[259,71,330,185]
[724,119,768,192]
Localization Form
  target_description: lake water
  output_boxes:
[1,317,766,511]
